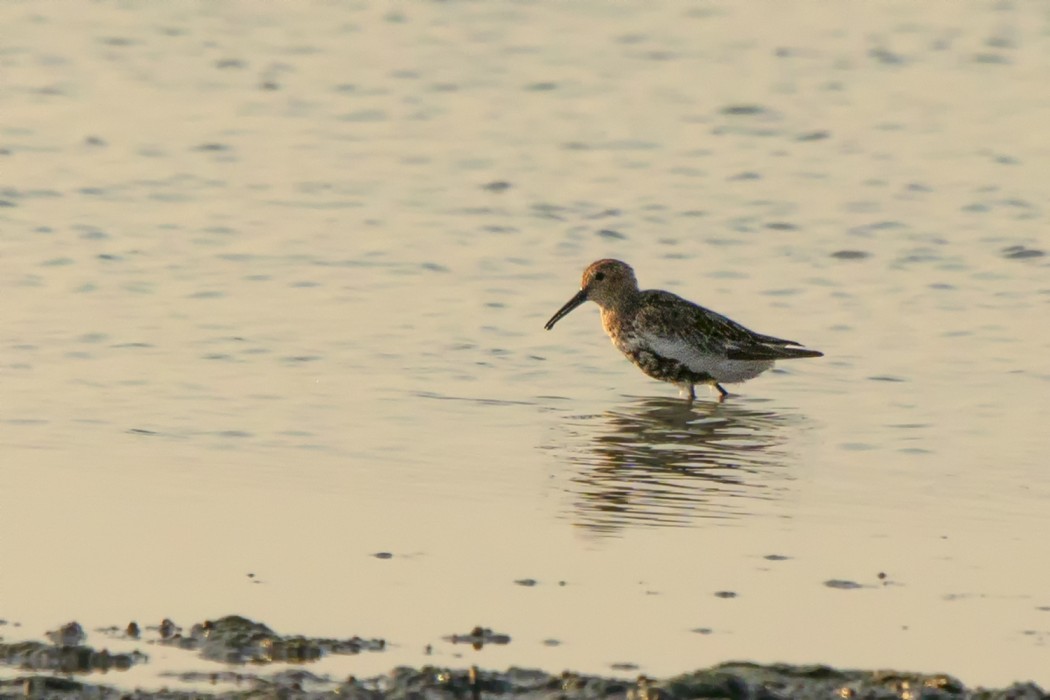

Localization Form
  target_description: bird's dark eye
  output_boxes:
[594,272,606,282]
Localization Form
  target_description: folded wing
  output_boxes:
[636,290,823,364]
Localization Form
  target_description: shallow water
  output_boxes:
[2,0,1050,690]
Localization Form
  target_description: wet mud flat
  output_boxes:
[1,616,1046,700]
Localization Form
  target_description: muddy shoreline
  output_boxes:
[1,616,1045,699]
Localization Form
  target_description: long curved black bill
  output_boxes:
[544,288,589,330]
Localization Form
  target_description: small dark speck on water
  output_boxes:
[831,250,871,260]
[728,171,761,181]
[421,262,450,272]
[868,375,905,383]
[542,638,561,646]
[714,591,737,599]
[445,627,510,647]
[597,229,627,240]
[373,552,393,559]
[609,662,639,671]
[1002,245,1044,259]
[481,180,511,193]
[973,53,1011,64]
[797,130,830,141]
[849,220,903,236]
[691,627,713,635]
[194,142,231,152]
[824,579,865,590]
[765,222,797,231]
[514,578,538,587]
[764,554,791,561]
[128,428,159,436]
[985,35,1016,49]
[869,47,905,65]
[283,355,321,363]
[721,104,767,115]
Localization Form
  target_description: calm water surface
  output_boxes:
[2,0,1050,690]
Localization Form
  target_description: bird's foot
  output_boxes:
[714,383,729,402]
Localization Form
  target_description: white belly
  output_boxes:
[706,358,774,383]
[637,334,774,383]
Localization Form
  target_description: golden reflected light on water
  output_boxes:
[1,0,1049,691]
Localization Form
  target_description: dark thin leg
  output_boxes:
[714,383,729,401]
[683,383,695,402]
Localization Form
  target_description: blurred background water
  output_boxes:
[2,0,1049,690]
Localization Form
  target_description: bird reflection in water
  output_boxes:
[560,397,801,535]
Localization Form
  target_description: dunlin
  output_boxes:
[544,259,823,400]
